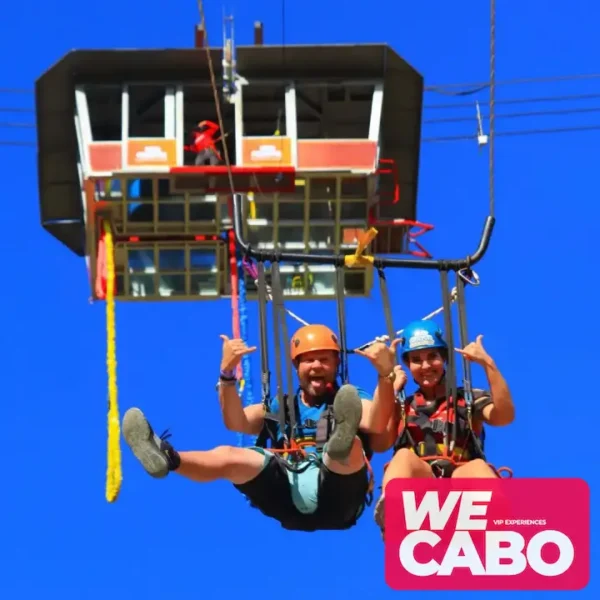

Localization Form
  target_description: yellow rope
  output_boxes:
[103,220,122,502]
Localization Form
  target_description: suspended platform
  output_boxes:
[169,165,296,194]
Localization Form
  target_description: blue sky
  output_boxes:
[1,0,597,597]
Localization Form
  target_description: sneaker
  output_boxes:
[122,408,180,478]
[326,384,363,462]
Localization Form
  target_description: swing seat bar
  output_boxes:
[231,193,495,271]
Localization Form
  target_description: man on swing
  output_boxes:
[122,323,397,532]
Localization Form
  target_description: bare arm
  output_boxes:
[366,377,396,434]
[479,361,515,426]
[219,383,265,434]
[369,404,400,453]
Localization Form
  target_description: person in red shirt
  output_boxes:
[185,120,222,165]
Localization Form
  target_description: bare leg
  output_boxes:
[374,449,433,537]
[452,458,498,478]
[122,408,266,485]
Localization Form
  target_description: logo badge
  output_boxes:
[384,478,589,591]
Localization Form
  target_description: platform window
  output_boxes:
[278,200,304,221]
[345,271,366,295]
[157,179,186,225]
[324,84,373,139]
[191,272,219,296]
[310,178,337,200]
[308,225,336,249]
[280,184,306,202]
[158,248,185,271]
[128,84,166,138]
[278,225,305,249]
[188,199,216,223]
[125,179,154,229]
[308,268,336,296]
[116,274,125,297]
[86,84,121,141]
[241,83,287,137]
[128,247,155,273]
[309,201,335,222]
[282,266,307,297]
[340,200,368,221]
[95,178,122,200]
[190,247,217,270]
[158,274,186,297]
[295,85,322,139]
[251,200,274,221]
[129,274,156,297]
[247,224,275,249]
[341,178,368,199]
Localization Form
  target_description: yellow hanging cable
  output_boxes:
[103,220,122,502]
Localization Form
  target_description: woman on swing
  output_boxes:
[367,319,515,536]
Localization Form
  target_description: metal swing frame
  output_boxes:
[234,192,496,463]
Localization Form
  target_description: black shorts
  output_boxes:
[233,452,370,532]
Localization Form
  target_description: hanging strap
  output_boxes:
[455,268,486,459]
[439,269,458,452]
[268,261,288,446]
[335,265,349,384]
[270,261,296,440]
[377,266,405,405]
[256,261,272,407]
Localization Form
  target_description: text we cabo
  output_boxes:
[384,478,589,591]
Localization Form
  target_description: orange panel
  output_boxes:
[241,137,292,167]
[88,142,122,172]
[126,138,177,168]
[297,140,377,171]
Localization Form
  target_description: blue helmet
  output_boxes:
[400,320,447,360]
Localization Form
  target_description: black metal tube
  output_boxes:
[456,273,474,407]
[269,262,287,442]
[335,266,349,384]
[233,193,495,271]
[378,268,397,357]
[439,270,457,451]
[256,261,271,403]
[271,264,296,434]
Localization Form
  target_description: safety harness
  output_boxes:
[250,257,374,499]
[394,387,489,477]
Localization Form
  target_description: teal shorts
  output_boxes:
[255,448,321,514]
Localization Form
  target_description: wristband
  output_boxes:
[220,369,236,381]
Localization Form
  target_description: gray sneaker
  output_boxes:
[325,384,363,462]
[122,408,180,478]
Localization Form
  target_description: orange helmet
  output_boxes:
[290,324,340,362]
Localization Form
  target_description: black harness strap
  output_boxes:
[439,269,457,452]
[254,261,277,449]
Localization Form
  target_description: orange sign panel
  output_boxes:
[126,138,177,168]
[242,137,292,167]
[297,140,378,171]
[88,142,122,172]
